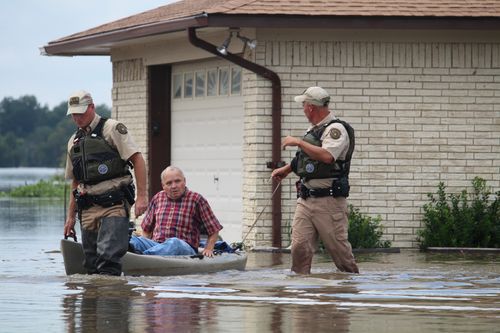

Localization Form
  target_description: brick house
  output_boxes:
[43,0,500,248]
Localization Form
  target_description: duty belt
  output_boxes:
[74,189,124,210]
[297,183,333,199]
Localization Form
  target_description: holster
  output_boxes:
[331,177,350,197]
[122,183,135,206]
[296,180,309,199]
[73,189,92,211]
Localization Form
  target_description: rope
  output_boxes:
[240,178,282,245]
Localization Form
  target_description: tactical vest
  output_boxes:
[70,118,129,185]
[293,119,355,180]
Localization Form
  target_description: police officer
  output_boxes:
[272,86,359,274]
[63,90,147,275]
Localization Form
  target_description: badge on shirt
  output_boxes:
[116,123,128,135]
[329,128,341,140]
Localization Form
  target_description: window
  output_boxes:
[173,74,182,99]
[184,72,193,98]
[231,67,241,95]
[219,68,229,96]
[207,69,217,97]
[172,66,242,99]
[195,71,205,97]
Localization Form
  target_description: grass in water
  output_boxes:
[0,175,68,198]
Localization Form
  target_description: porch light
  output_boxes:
[217,29,256,55]
[236,32,257,50]
[217,30,236,55]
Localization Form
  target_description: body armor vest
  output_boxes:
[70,118,129,185]
[293,119,355,180]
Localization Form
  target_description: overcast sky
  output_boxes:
[0,1,177,108]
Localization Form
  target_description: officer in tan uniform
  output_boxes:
[63,90,147,275]
[272,86,359,274]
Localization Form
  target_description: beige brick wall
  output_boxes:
[243,40,500,248]
[111,59,149,218]
[112,35,500,249]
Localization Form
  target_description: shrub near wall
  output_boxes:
[348,205,391,249]
[418,177,500,249]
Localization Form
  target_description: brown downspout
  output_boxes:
[188,27,283,248]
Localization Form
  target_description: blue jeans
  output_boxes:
[129,236,196,256]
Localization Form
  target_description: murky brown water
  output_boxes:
[0,196,499,333]
[55,251,500,333]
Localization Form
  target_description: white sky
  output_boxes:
[0,0,177,108]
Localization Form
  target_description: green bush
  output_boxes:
[313,205,391,250]
[288,204,391,250]
[348,205,391,249]
[418,177,500,249]
[0,175,69,198]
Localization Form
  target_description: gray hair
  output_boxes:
[160,166,185,184]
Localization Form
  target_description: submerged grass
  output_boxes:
[0,175,68,198]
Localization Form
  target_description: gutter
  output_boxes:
[42,15,209,56]
[188,27,283,248]
[41,14,500,56]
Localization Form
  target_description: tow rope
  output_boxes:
[232,178,282,250]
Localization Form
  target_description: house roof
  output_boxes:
[43,0,500,56]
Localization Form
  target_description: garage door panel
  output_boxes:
[171,64,243,243]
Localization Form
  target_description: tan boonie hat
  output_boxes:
[294,86,330,106]
[66,90,93,115]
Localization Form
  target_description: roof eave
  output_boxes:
[41,14,500,56]
[41,15,209,56]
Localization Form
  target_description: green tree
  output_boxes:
[0,133,25,166]
[0,95,48,136]
[0,96,111,167]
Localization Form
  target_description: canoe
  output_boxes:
[60,239,247,276]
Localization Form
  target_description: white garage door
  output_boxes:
[171,61,243,243]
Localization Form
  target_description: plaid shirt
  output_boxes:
[141,188,222,249]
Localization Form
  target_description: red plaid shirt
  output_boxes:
[141,189,222,249]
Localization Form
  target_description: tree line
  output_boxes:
[0,95,111,167]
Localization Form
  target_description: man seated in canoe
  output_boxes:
[129,166,222,257]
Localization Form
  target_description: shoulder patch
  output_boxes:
[329,128,341,140]
[116,123,128,135]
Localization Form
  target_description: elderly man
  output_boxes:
[272,86,359,274]
[130,166,222,257]
[63,90,147,276]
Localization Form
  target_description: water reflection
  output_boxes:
[63,278,136,333]
[138,294,217,332]
[60,274,355,333]
[0,197,65,233]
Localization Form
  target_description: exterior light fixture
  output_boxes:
[217,28,256,55]
[236,32,257,50]
[217,33,233,55]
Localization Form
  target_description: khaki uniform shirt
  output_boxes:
[65,114,139,195]
[304,112,350,189]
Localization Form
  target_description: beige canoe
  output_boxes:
[61,239,247,276]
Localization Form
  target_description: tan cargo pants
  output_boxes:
[291,196,359,274]
[81,203,128,231]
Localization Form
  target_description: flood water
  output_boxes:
[0,169,499,332]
